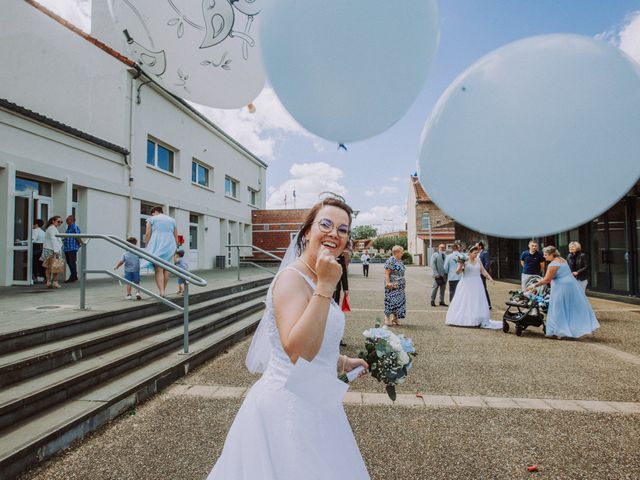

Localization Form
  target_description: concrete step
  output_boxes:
[0,298,265,431]
[0,284,268,388]
[0,277,271,354]
[0,310,263,480]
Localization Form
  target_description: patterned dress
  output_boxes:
[384,257,406,319]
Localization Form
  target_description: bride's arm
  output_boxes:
[480,264,494,282]
[273,254,341,364]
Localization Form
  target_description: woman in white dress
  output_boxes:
[445,245,501,329]
[207,198,370,480]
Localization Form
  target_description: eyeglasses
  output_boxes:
[316,218,350,238]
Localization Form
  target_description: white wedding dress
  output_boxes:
[445,260,502,329]
[207,267,370,479]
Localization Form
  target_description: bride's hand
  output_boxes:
[316,248,342,288]
[344,357,368,375]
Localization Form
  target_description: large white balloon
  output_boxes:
[419,34,640,238]
[260,0,439,144]
[107,0,265,108]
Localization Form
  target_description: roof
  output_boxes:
[0,98,129,156]
[411,174,431,202]
[26,0,267,169]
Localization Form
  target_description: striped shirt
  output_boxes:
[63,223,82,252]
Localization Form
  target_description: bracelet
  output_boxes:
[313,291,332,300]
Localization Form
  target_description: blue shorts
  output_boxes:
[125,271,141,284]
[177,277,185,285]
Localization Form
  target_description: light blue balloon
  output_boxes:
[261,0,439,144]
[419,34,640,238]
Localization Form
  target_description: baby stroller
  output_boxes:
[502,276,550,337]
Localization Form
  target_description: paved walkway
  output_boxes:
[19,264,640,480]
[0,267,272,335]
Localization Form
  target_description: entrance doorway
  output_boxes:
[12,192,34,285]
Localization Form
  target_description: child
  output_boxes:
[174,250,189,295]
[115,237,142,300]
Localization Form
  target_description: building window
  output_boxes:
[72,187,79,219]
[189,213,199,250]
[248,188,258,206]
[192,160,211,187]
[225,176,238,198]
[147,138,175,173]
[421,213,431,230]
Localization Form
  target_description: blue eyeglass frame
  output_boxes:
[316,218,350,237]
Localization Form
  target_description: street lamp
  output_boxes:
[423,213,432,266]
[383,218,395,233]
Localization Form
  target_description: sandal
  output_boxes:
[52,282,61,289]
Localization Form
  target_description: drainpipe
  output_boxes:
[126,67,142,236]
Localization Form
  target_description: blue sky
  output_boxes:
[39,1,640,232]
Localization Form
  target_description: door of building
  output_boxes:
[12,192,34,285]
[589,200,632,294]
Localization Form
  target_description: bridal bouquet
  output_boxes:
[455,253,468,271]
[356,321,416,401]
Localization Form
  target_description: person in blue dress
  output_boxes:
[529,246,599,339]
[144,206,178,297]
[383,245,406,326]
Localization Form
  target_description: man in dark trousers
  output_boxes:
[63,215,82,283]
[477,241,492,309]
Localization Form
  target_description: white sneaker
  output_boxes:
[135,293,142,300]
[125,294,132,300]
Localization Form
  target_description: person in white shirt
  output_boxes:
[32,219,46,283]
[42,216,64,288]
[360,252,371,277]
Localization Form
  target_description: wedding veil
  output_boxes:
[245,234,301,373]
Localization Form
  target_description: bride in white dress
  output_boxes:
[207,198,370,480]
[445,245,502,329]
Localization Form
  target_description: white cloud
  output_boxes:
[598,11,640,64]
[266,162,348,209]
[390,176,401,183]
[190,87,326,161]
[37,0,91,32]
[364,186,398,197]
[354,205,406,233]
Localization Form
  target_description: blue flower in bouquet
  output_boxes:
[362,327,392,340]
[398,334,415,354]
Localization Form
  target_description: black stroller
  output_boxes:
[502,276,550,337]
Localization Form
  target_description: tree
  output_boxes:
[372,236,407,252]
[351,225,377,240]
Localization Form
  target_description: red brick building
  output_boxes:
[251,209,308,259]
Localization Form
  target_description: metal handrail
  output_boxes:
[226,244,283,280]
[57,233,207,354]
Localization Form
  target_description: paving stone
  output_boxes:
[164,384,192,396]
[451,396,487,408]
[210,386,247,398]
[393,394,425,407]
[422,395,455,407]
[606,401,640,414]
[543,399,586,412]
[362,393,394,406]
[575,400,619,413]
[512,398,553,410]
[183,385,220,397]
[481,396,520,409]
[343,392,363,405]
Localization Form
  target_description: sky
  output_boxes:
[38,0,640,233]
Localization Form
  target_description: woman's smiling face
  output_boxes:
[304,205,350,257]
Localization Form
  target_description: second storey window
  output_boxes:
[421,213,431,230]
[225,176,238,198]
[248,188,257,206]
[192,160,211,187]
[147,138,175,173]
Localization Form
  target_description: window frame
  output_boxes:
[191,159,212,189]
[225,176,239,199]
[248,187,258,207]
[147,137,177,174]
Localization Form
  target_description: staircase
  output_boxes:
[0,277,270,480]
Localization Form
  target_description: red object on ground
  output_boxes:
[341,293,351,312]
[416,392,424,398]
[177,234,185,246]
[527,465,539,472]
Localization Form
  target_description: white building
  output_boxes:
[0,1,266,286]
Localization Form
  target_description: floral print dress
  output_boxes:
[384,257,406,319]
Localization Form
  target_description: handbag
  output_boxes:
[341,293,351,312]
[49,253,66,274]
[435,275,446,286]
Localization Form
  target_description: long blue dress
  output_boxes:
[143,214,176,268]
[383,257,406,319]
[546,259,599,338]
